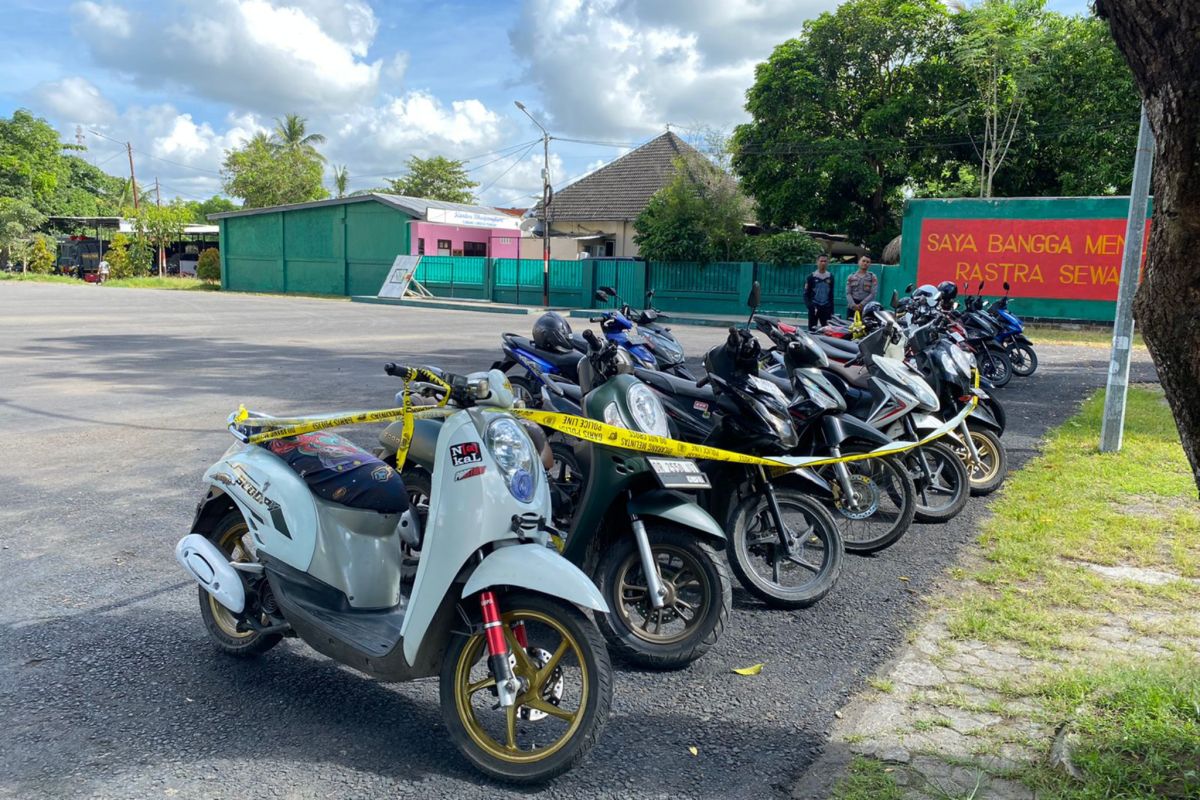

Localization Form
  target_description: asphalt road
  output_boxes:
[0,284,1158,800]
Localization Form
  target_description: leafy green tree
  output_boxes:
[272,114,326,161]
[27,234,55,274]
[182,195,238,222]
[745,231,825,265]
[952,0,1049,197]
[103,233,134,279]
[332,165,349,198]
[733,0,963,254]
[634,153,750,263]
[196,247,220,282]
[222,131,328,209]
[387,155,477,203]
[0,198,47,271]
[0,110,68,212]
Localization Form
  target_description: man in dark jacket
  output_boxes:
[804,255,835,330]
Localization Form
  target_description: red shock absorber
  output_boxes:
[479,590,508,656]
[480,590,518,706]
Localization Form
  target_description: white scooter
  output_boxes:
[175,366,613,783]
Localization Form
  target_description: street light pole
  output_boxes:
[515,101,551,307]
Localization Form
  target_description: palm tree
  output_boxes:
[272,114,326,162]
[332,164,349,198]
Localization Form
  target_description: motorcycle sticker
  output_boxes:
[450,441,483,466]
[455,465,487,481]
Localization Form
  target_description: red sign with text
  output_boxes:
[916,218,1148,301]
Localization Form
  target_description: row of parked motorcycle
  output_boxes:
[173,279,1037,783]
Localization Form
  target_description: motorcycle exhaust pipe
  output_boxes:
[175,533,246,614]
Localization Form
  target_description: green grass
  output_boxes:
[0,272,80,284]
[868,677,896,694]
[1025,655,1200,799]
[1024,324,1145,349]
[945,386,1200,650]
[0,272,219,290]
[101,276,218,290]
[833,756,905,800]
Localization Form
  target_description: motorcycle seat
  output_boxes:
[635,368,716,403]
[826,360,870,389]
[265,432,410,514]
[814,334,859,354]
[506,335,586,372]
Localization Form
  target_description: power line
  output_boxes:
[475,142,539,196]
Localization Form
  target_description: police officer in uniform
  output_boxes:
[845,255,878,315]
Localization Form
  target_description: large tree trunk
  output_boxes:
[1095,0,1200,494]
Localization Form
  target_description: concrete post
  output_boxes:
[1100,107,1155,452]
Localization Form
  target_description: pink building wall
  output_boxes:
[409,222,522,259]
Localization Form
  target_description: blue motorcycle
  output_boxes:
[491,329,588,407]
[988,281,1038,377]
[594,287,696,380]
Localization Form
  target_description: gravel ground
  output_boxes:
[0,283,1158,800]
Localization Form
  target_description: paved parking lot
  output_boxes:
[0,283,1157,799]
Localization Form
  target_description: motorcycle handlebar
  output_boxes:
[588,316,603,323]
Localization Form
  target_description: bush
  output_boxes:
[104,234,135,279]
[744,231,825,265]
[196,248,220,281]
[27,235,55,274]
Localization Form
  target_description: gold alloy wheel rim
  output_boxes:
[962,432,1001,484]
[614,544,709,645]
[453,608,588,764]
[209,523,254,639]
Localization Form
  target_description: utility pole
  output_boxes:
[127,142,139,210]
[1100,106,1155,452]
[154,177,165,277]
[515,101,552,307]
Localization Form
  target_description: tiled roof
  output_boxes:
[547,131,698,222]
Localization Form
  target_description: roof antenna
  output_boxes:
[665,122,672,132]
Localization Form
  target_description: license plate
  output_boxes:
[647,458,711,490]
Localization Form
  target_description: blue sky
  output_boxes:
[0,0,1093,207]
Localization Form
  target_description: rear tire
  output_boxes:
[727,487,843,609]
[1006,343,1038,377]
[593,523,731,669]
[197,511,282,657]
[440,592,611,783]
[906,442,970,523]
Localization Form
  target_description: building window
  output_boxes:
[437,239,452,255]
[498,237,513,245]
[417,238,425,255]
[463,241,487,257]
[605,240,615,257]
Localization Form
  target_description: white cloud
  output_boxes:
[30,77,117,125]
[71,0,384,114]
[509,0,837,137]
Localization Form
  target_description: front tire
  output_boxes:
[727,487,844,609]
[509,375,542,409]
[906,441,971,523]
[953,427,1008,496]
[810,455,917,554]
[1006,343,1038,377]
[197,511,282,657]
[979,346,1013,388]
[593,523,731,669]
[440,592,612,783]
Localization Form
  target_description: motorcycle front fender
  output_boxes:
[821,413,894,449]
[627,489,726,545]
[1012,334,1033,346]
[462,543,609,613]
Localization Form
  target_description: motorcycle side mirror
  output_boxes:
[1003,281,1010,291]
[905,283,914,293]
[890,289,899,310]
[593,289,609,303]
[747,281,761,311]
[977,280,985,292]
[646,289,655,300]
[600,285,617,295]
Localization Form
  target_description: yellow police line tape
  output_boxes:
[232,392,977,473]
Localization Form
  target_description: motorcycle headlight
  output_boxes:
[650,334,684,363]
[875,356,940,412]
[603,402,625,429]
[627,382,670,437]
[951,346,975,377]
[484,417,537,503]
[751,396,799,450]
[938,349,957,376]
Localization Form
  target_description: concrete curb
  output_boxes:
[350,296,535,315]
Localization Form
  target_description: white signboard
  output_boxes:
[425,207,522,230]
[378,255,422,298]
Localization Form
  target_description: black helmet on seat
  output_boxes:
[862,300,883,317]
[936,281,958,309]
[532,312,574,353]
